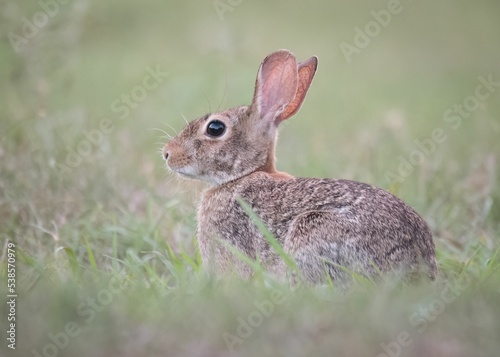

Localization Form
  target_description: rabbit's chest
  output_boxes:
[197,188,287,272]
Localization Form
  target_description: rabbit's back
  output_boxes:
[197,172,437,283]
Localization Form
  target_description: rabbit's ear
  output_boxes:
[277,56,318,121]
[251,50,299,121]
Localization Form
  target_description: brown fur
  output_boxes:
[163,50,438,286]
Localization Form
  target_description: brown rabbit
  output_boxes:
[163,50,438,286]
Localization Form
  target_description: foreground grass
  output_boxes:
[1,0,500,356]
[1,239,500,357]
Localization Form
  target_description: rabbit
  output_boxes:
[163,49,438,287]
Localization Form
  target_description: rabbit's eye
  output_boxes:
[206,120,226,138]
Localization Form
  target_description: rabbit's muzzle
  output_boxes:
[162,142,198,179]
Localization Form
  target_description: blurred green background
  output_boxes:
[1,1,500,356]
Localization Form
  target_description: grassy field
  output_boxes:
[1,0,500,356]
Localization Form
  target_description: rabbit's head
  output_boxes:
[163,50,318,186]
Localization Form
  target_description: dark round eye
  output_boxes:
[206,120,226,137]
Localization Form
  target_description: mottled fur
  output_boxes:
[163,50,438,286]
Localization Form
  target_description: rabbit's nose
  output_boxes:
[162,146,170,161]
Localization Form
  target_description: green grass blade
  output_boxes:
[62,247,81,276]
[218,239,264,274]
[321,257,375,287]
[179,244,199,272]
[236,196,299,272]
[85,237,98,272]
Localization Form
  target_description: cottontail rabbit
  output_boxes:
[163,50,438,286]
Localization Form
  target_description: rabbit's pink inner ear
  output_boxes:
[253,50,298,120]
[277,56,318,122]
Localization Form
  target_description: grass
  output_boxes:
[1,0,500,356]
